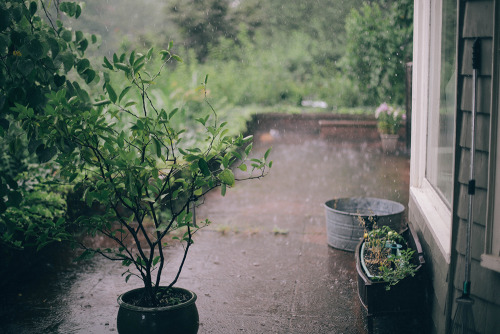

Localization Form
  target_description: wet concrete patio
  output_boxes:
[0,120,422,333]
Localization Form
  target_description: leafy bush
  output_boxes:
[16,44,272,306]
[0,0,97,250]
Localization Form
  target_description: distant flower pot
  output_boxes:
[379,133,399,153]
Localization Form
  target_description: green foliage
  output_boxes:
[0,1,97,250]
[379,248,417,290]
[19,44,272,306]
[166,0,233,62]
[362,224,418,290]
[343,0,413,105]
[0,163,69,250]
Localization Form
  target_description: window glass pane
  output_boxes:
[426,0,456,205]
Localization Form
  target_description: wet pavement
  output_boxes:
[0,125,421,333]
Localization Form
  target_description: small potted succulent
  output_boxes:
[355,220,426,322]
[375,102,404,152]
[17,45,272,334]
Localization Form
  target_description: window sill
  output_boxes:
[410,180,452,263]
[481,254,500,272]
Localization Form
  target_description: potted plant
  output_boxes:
[17,45,272,334]
[375,102,404,153]
[355,221,426,331]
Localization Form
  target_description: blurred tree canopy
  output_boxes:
[343,0,413,105]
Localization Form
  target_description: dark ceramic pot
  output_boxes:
[117,287,199,334]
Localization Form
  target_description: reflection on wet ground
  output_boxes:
[0,129,420,333]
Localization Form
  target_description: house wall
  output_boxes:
[450,1,500,333]
[410,1,500,333]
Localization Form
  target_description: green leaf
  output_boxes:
[238,164,247,172]
[102,56,113,70]
[264,147,272,160]
[122,198,133,208]
[61,29,72,42]
[129,50,135,65]
[221,183,227,196]
[93,99,111,106]
[222,153,231,168]
[219,169,235,187]
[54,74,66,87]
[244,143,253,156]
[29,2,37,16]
[75,31,84,42]
[146,47,154,60]
[76,4,82,18]
[76,59,90,74]
[7,190,22,208]
[60,52,74,72]
[150,138,160,158]
[47,37,60,58]
[118,86,131,102]
[198,158,210,177]
[27,39,43,59]
[232,151,243,160]
[105,83,117,103]
[36,145,57,163]
[169,108,179,119]
[115,62,129,72]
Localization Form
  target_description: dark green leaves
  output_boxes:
[105,83,117,103]
[198,158,210,176]
[7,190,22,208]
[102,56,113,70]
[59,2,82,19]
[28,2,37,17]
[26,39,43,59]
[35,144,57,163]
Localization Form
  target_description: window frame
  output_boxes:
[410,0,455,263]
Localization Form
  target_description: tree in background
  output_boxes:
[165,0,234,62]
[343,0,413,106]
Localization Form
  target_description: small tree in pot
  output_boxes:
[17,45,272,332]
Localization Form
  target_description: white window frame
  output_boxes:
[482,1,500,273]
[410,0,453,263]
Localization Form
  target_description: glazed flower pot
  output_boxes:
[379,133,399,153]
[117,287,199,334]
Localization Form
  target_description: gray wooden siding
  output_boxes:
[451,0,499,333]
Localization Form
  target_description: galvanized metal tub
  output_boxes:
[324,197,405,252]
